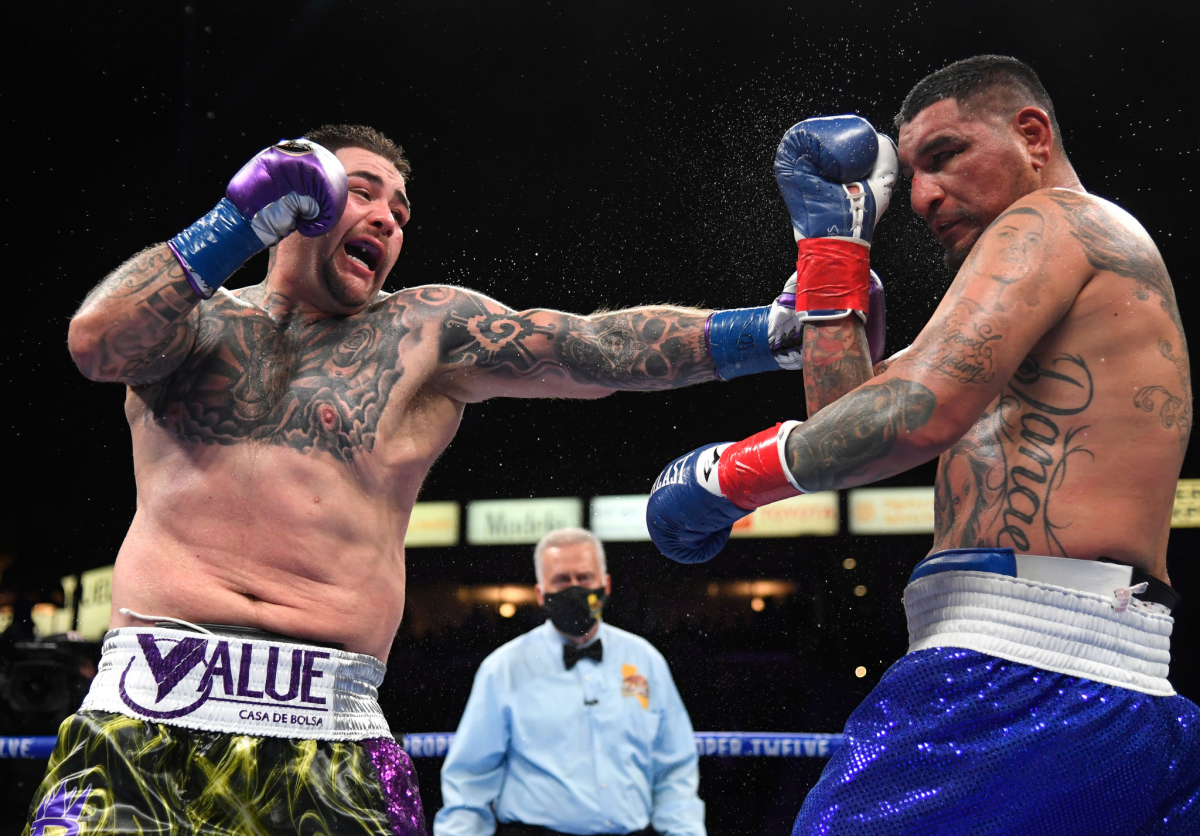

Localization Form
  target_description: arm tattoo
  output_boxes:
[784,377,936,491]
[77,246,201,385]
[429,286,713,390]
[927,300,1002,385]
[801,319,872,417]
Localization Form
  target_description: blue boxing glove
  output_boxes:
[646,421,806,564]
[168,139,349,298]
[646,444,750,564]
[774,115,897,321]
[704,289,805,379]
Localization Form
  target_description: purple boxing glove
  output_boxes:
[168,139,348,298]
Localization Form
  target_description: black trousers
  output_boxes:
[495,823,658,836]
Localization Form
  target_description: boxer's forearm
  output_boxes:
[801,318,873,417]
[784,373,942,492]
[561,306,715,390]
[68,244,201,385]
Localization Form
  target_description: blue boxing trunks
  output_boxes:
[792,549,1200,836]
[23,625,426,836]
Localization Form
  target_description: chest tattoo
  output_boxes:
[147,297,411,462]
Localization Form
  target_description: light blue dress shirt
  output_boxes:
[434,620,705,836]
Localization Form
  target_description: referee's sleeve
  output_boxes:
[649,655,706,836]
[434,658,511,836]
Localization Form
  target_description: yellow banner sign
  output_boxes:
[849,487,935,535]
[730,492,839,538]
[405,501,461,547]
[590,495,651,542]
[466,498,584,545]
[1173,479,1200,528]
[77,564,115,640]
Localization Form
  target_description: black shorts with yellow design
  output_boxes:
[24,710,426,835]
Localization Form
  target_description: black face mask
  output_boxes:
[542,585,608,637]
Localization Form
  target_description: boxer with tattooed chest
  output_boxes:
[26,125,805,833]
[647,57,1196,834]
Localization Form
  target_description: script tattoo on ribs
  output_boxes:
[784,377,936,491]
[429,286,711,389]
[146,294,411,462]
[932,352,1095,555]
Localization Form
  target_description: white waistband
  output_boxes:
[80,627,392,741]
[903,571,1175,696]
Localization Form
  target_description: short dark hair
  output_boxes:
[895,55,1062,151]
[303,124,412,180]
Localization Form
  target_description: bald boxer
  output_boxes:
[24,124,829,835]
[647,56,1197,835]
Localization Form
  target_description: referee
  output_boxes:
[433,528,705,836]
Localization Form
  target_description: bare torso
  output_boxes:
[796,191,1190,583]
[926,193,1190,579]
[114,284,466,660]
[88,265,714,661]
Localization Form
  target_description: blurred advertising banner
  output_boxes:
[1173,479,1200,528]
[404,502,461,547]
[730,492,839,538]
[466,498,584,545]
[76,564,115,640]
[849,487,936,535]
[590,495,651,542]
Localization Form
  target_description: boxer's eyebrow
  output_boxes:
[348,170,412,216]
[915,134,965,160]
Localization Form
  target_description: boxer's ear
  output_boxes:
[1013,107,1052,171]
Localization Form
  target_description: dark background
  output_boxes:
[2,1,1197,833]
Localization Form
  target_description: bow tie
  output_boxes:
[563,640,603,670]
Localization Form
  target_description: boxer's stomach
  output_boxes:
[111,439,423,663]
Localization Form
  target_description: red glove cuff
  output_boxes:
[717,423,802,511]
[795,238,870,314]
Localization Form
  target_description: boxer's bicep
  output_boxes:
[892,195,1092,435]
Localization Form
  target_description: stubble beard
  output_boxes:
[320,256,376,311]
[942,223,984,274]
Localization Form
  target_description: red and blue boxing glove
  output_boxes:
[775,114,897,362]
[168,139,349,298]
[646,421,805,564]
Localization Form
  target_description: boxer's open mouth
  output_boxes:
[344,239,382,272]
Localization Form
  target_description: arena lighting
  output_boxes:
[842,558,857,570]
[853,585,868,597]
[855,666,867,678]
[455,585,539,605]
[705,580,797,599]
[498,602,517,618]
[750,597,766,612]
